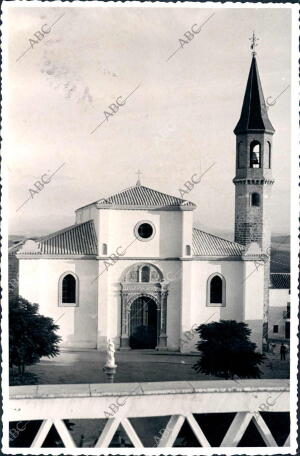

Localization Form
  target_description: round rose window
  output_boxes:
[134,221,155,241]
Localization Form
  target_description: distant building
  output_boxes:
[8,240,26,297]
[268,273,290,343]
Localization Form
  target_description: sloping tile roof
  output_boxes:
[39,220,98,255]
[80,185,196,209]
[270,273,290,289]
[8,240,26,254]
[192,228,245,256]
[19,220,98,255]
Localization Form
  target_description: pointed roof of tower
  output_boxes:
[234,55,275,135]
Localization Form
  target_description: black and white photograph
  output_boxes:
[2,2,298,454]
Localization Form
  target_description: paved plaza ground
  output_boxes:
[21,348,289,385]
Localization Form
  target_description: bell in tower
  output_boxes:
[250,142,261,168]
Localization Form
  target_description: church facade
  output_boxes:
[17,51,274,352]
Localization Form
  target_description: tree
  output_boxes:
[193,320,265,379]
[9,295,61,375]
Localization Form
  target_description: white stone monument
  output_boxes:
[105,338,117,369]
[103,339,117,382]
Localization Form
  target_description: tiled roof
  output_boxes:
[192,228,245,256]
[80,185,196,209]
[8,240,26,254]
[270,273,290,289]
[18,221,98,256]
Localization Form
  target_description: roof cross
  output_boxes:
[136,169,142,186]
[249,31,259,56]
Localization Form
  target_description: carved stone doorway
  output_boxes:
[120,263,168,350]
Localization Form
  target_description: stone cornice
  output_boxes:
[241,254,269,262]
[97,256,181,261]
[190,256,243,261]
[235,129,275,136]
[99,256,244,262]
[233,178,274,185]
[17,255,249,262]
[95,204,195,211]
[121,283,167,294]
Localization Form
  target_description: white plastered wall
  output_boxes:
[18,258,98,348]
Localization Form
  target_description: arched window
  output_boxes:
[237,142,244,168]
[250,141,261,168]
[267,141,271,169]
[251,192,260,207]
[102,243,107,255]
[207,274,226,306]
[141,265,150,282]
[186,245,191,256]
[124,263,163,283]
[59,273,78,306]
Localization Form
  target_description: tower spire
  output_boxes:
[234,49,275,136]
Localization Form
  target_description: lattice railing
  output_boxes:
[8,379,290,449]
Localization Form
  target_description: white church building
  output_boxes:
[17,50,275,353]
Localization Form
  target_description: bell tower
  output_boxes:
[233,33,275,251]
[233,34,275,333]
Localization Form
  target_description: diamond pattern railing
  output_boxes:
[8,380,290,449]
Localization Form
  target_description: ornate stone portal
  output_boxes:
[120,263,168,350]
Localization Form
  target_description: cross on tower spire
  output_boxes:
[249,31,259,56]
[136,169,142,187]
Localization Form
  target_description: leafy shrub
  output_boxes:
[193,320,265,379]
[9,295,61,375]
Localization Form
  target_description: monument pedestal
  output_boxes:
[103,365,117,383]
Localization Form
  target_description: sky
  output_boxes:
[5,5,291,238]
